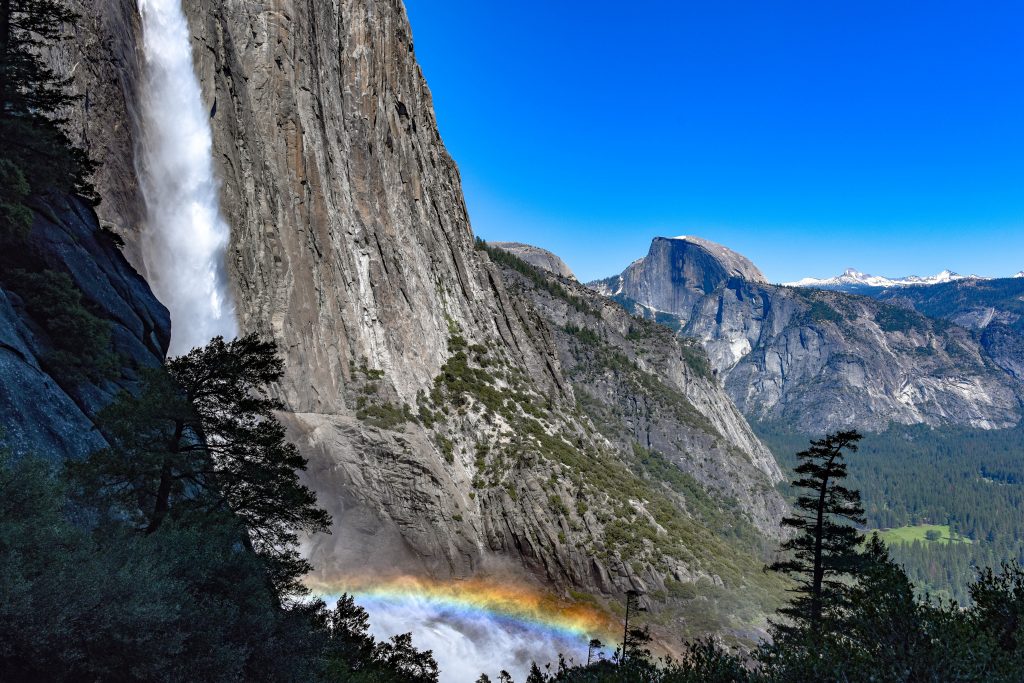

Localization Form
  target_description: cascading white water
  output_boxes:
[136,0,236,355]
[133,6,601,679]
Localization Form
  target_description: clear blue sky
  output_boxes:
[404,1,1024,283]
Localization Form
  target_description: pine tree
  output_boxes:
[836,534,928,678]
[970,561,1024,658]
[72,333,331,595]
[0,0,96,241]
[768,430,866,637]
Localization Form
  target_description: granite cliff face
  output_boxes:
[873,277,1024,386]
[52,0,790,634]
[873,277,1024,335]
[592,236,767,317]
[180,0,597,584]
[58,0,148,268]
[592,237,1022,433]
[0,195,170,460]
[492,242,577,279]
[485,245,785,533]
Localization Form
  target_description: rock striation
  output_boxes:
[0,195,170,460]
[592,237,1022,433]
[59,0,148,269]
[177,0,591,584]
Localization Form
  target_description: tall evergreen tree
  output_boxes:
[969,560,1024,676]
[831,534,929,679]
[73,333,331,595]
[0,0,95,241]
[768,430,866,636]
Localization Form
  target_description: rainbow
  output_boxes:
[306,574,620,644]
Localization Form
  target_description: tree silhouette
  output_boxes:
[74,333,330,595]
[0,0,96,230]
[768,430,866,636]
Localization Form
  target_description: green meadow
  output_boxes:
[872,524,972,546]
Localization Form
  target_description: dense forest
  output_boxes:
[482,432,1024,682]
[757,421,1024,603]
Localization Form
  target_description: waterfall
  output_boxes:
[136,0,236,356]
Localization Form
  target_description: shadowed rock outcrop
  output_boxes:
[59,0,148,269]
[0,195,170,459]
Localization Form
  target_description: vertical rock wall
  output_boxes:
[59,1,789,635]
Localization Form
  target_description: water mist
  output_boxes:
[136,0,236,355]
[361,597,606,682]
[134,5,604,679]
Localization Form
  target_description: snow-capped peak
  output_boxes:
[786,268,981,290]
[1015,271,1024,279]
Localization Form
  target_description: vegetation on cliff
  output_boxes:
[0,334,438,681]
[501,432,1024,682]
[0,0,108,390]
[0,0,97,241]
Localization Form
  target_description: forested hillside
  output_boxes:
[757,422,1024,603]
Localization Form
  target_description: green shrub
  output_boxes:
[801,299,845,325]
[355,401,411,430]
[436,435,455,464]
[564,323,601,345]
[0,159,33,241]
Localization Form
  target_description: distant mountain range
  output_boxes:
[786,267,1022,295]
[583,236,1024,433]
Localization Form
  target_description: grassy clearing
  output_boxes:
[873,524,972,546]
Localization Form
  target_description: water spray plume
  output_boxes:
[136,5,617,680]
[136,0,236,355]
[308,574,620,681]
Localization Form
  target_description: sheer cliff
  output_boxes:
[594,237,1022,433]
[873,278,1024,383]
[592,236,768,318]
[483,243,785,533]
[53,0,790,637]
[0,195,170,460]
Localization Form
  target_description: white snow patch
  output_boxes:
[786,267,985,290]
